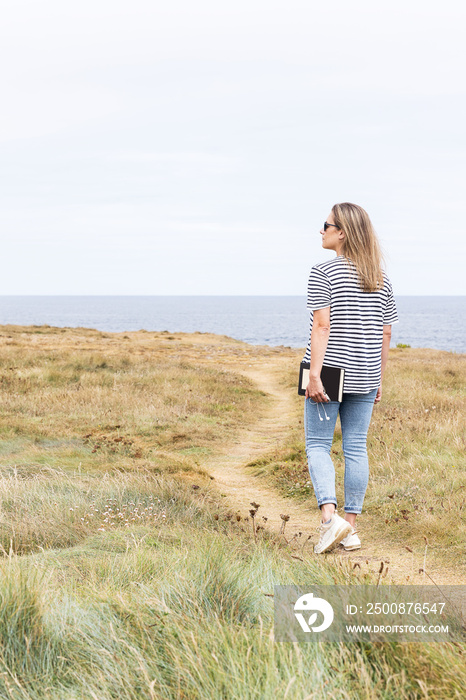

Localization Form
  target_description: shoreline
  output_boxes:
[0,294,464,353]
[1,324,465,356]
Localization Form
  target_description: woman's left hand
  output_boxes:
[305,375,329,402]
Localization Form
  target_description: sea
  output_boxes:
[0,296,464,353]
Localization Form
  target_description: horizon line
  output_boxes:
[0,294,464,299]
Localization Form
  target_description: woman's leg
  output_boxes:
[304,397,340,517]
[339,389,378,522]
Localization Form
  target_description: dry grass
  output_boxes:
[0,326,269,557]
[0,327,464,699]
[0,469,216,555]
[0,326,266,476]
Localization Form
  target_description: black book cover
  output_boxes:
[298,362,345,401]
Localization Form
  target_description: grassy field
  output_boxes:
[0,326,464,699]
[0,326,267,556]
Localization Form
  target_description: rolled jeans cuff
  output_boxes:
[318,499,338,509]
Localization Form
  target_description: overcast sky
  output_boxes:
[1,0,465,295]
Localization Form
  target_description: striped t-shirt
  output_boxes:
[303,255,399,393]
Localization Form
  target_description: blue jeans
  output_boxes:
[304,389,377,514]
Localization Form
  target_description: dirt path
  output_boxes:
[205,360,465,586]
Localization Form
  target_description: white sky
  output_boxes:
[1,0,465,295]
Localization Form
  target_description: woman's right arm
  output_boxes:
[375,324,392,403]
[305,306,331,402]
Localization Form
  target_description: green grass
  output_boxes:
[1,500,465,699]
[0,328,464,699]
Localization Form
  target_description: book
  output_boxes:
[298,362,345,401]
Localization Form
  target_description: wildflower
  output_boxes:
[279,514,290,535]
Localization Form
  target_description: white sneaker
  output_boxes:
[314,513,353,554]
[340,527,361,551]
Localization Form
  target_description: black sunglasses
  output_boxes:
[323,222,339,231]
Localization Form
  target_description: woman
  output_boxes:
[303,202,398,554]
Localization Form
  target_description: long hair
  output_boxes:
[331,202,384,292]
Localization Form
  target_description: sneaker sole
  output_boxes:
[343,543,361,551]
[315,522,352,554]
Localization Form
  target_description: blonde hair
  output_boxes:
[331,202,384,292]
